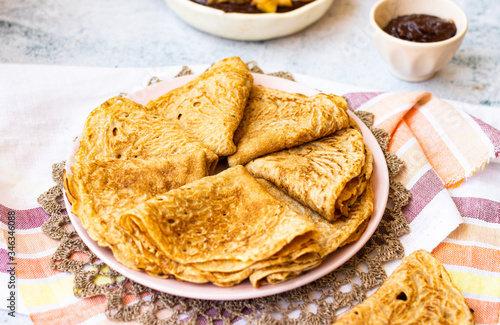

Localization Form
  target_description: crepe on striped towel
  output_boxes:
[344,91,500,324]
[332,250,474,324]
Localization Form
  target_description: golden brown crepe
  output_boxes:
[332,250,474,325]
[119,166,318,264]
[336,145,374,216]
[190,240,322,287]
[66,95,218,246]
[166,241,321,287]
[146,57,253,157]
[112,236,318,287]
[246,127,366,221]
[250,259,323,287]
[228,85,350,166]
[188,229,321,273]
[64,152,211,247]
[340,218,370,247]
[117,166,323,286]
[75,96,218,173]
[256,178,374,258]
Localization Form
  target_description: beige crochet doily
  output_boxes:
[38,65,410,325]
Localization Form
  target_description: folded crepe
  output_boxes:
[335,118,374,216]
[64,152,211,247]
[340,218,370,247]
[228,85,350,166]
[332,250,474,325]
[336,145,374,216]
[117,166,322,286]
[249,259,323,287]
[146,57,253,157]
[75,96,218,173]
[246,127,366,221]
[149,240,321,287]
[256,177,374,259]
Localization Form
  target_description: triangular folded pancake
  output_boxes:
[118,166,321,281]
[188,231,320,273]
[64,152,211,247]
[333,250,474,325]
[117,175,373,287]
[75,96,218,173]
[227,85,350,166]
[182,240,321,287]
[67,164,321,287]
[256,178,374,258]
[246,127,366,221]
[146,57,253,156]
[149,239,320,287]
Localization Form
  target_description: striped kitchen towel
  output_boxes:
[347,91,500,188]
[433,173,500,325]
[346,91,500,325]
[0,204,120,324]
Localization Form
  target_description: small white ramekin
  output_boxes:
[369,0,468,82]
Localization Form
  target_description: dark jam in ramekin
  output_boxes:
[383,14,457,43]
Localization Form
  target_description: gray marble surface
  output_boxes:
[1,0,499,107]
[0,0,499,323]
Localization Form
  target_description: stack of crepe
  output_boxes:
[64,56,375,288]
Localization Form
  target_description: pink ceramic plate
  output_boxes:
[64,73,389,301]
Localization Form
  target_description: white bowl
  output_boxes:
[369,0,468,82]
[164,0,335,41]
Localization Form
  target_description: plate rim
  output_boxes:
[64,73,389,301]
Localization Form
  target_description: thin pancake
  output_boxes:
[256,178,374,258]
[332,250,474,325]
[246,127,366,221]
[146,57,253,156]
[118,166,320,266]
[336,145,374,216]
[75,96,218,173]
[228,85,350,166]
[166,246,320,287]
[250,259,323,287]
[188,232,321,273]
[339,217,370,247]
[113,235,319,287]
[64,152,210,247]
[188,243,321,287]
